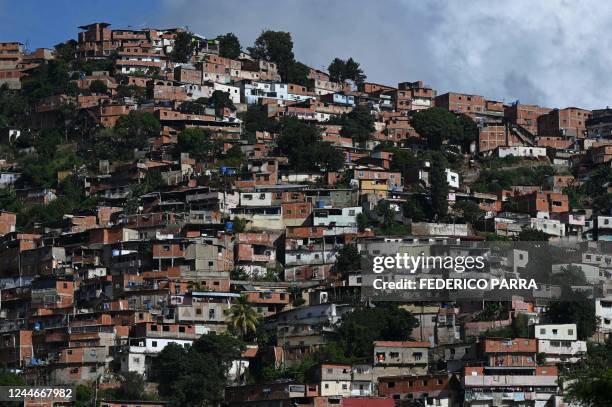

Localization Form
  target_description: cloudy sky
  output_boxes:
[1,0,610,109]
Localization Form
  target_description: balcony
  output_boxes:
[538,340,587,355]
[145,330,199,340]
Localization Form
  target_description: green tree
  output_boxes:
[454,200,484,224]
[177,128,216,162]
[232,217,248,233]
[241,104,278,135]
[74,384,93,407]
[474,166,556,193]
[339,105,374,145]
[430,155,449,219]
[171,31,195,63]
[411,107,462,149]
[453,114,478,152]
[54,40,78,64]
[118,372,145,400]
[19,143,84,189]
[117,84,146,101]
[225,295,259,338]
[33,128,63,159]
[248,30,296,82]
[179,98,209,115]
[0,369,26,407]
[511,313,530,338]
[0,369,25,385]
[335,244,361,274]
[390,148,419,182]
[344,57,366,85]
[517,228,550,241]
[284,60,311,87]
[0,189,22,213]
[566,369,612,407]
[230,266,249,281]
[0,84,28,125]
[402,196,428,222]
[356,212,369,232]
[277,117,343,171]
[21,59,71,100]
[209,90,236,111]
[328,58,346,82]
[551,264,587,286]
[546,288,597,340]
[220,144,246,168]
[288,285,305,307]
[563,340,612,407]
[376,200,396,229]
[218,32,241,59]
[24,175,97,225]
[249,30,293,64]
[154,334,244,406]
[475,301,508,322]
[115,111,161,150]
[76,58,114,75]
[89,79,108,94]
[329,305,419,362]
[327,57,366,84]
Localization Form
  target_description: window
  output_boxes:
[387,381,395,388]
[540,328,546,335]
[152,341,158,347]
[568,329,574,336]
[552,329,558,335]
[151,325,158,331]
[209,309,216,319]
[413,352,423,361]
[163,325,170,332]
[389,352,400,358]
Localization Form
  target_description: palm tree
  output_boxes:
[225,295,259,337]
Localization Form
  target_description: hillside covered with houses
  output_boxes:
[0,22,610,407]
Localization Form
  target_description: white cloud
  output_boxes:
[156,0,612,109]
